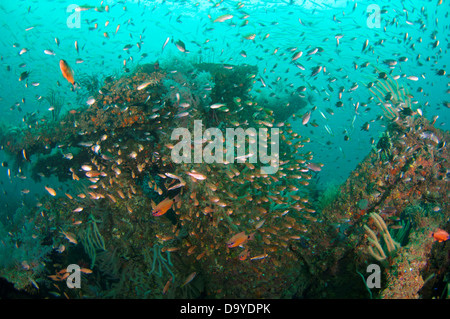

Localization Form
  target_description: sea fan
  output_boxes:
[367,68,412,120]
[0,211,52,290]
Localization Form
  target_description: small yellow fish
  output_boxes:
[137,81,154,91]
[61,231,77,244]
[250,253,268,261]
[214,14,233,23]
[181,272,197,287]
[163,279,171,294]
[81,165,92,171]
[187,171,207,180]
[45,186,57,196]
[243,33,256,40]
[362,39,369,52]
[80,268,93,274]
[255,219,265,230]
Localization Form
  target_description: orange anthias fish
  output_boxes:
[152,198,174,217]
[227,231,254,248]
[162,279,171,295]
[430,229,449,243]
[59,59,76,88]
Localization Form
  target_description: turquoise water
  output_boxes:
[0,0,448,299]
[1,0,448,188]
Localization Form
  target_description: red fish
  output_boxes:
[59,59,76,88]
[239,248,249,261]
[152,198,174,217]
[227,231,254,248]
[430,229,449,243]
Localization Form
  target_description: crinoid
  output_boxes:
[375,131,393,161]
[78,73,102,96]
[76,73,103,105]
[41,89,65,121]
[366,67,413,121]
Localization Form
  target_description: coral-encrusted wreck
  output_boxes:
[0,60,448,299]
